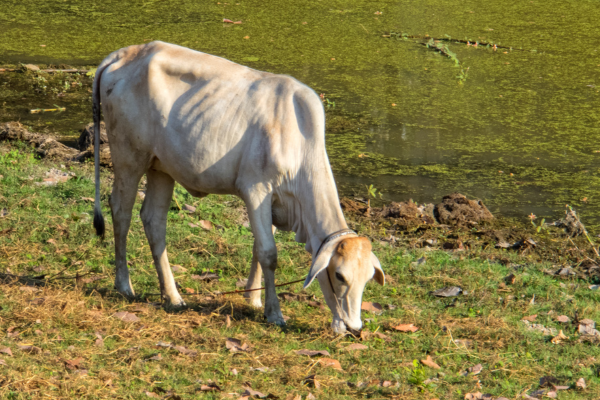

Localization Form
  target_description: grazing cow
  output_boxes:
[92,41,384,333]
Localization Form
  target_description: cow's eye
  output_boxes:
[335,272,346,283]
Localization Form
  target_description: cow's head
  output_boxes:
[304,236,385,334]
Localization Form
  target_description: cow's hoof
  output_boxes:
[266,314,286,327]
[164,297,187,310]
[246,298,263,308]
[115,283,136,299]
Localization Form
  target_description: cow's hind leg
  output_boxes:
[241,186,285,326]
[244,226,277,308]
[140,169,185,308]
[110,167,145,298]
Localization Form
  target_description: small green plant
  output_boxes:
[457,67,469,84]
[171,182,192,210]
[528,213,546,233]
[365,184,383,208]
[406,359,429,389]
[324,98,335,109]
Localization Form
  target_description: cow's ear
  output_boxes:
[303,238,342,289]
[371,252,385,286]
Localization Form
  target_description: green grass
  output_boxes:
[1,142,599,399]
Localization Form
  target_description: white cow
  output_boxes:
[92,41,384,333]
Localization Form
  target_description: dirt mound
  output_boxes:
[376,200,436,225]
[78,122,108,151]
[434,193,493,226]
[553,208,587,237]
[0,121,112,167]
[0,122,79,160]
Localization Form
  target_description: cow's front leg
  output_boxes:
[244,243,263,308]
[242,187,285,326]
[244,226,276,308]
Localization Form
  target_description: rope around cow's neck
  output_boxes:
[145,229,358,298]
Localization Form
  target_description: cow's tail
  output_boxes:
[92,56,118,239]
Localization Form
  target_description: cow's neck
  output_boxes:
[298,170,349,258]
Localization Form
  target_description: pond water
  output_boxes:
[2,0,600,228]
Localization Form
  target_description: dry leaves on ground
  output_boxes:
[420,355,440,369]
[112,311,140,323]
[343,343,368,351]
[393,323,419,332]
[0,347,12,357]
[226,338,251,353]
[360,330,391,342]
[576,377,586,389]
[361,301,383,314]
[551,330,569,344]
[556,315,570,323]
[318,357,343,371]
[522,315,537,322]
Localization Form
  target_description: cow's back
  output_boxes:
[99,41,326,196]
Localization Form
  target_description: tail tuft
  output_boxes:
[94,206,105,239]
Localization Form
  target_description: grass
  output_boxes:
[1,141,600,399]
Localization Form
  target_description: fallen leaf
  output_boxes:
[183,204,196,213]
[546,391,557,399]
[171,264,187,273]
[556,315,570,323]
[199,382,221,391]
[113,311,140,323]
[147,353,162,361]
[184,287,195,294]
[95,331,104,347]
[551,330,569,344]
[0,359,6,366]
[199,220,213,230]
[226,337,250,352]
[420,355,440,369]
[243,35,250,39]
[19,286,39,292]
[468,363,483,375]
[576,377,586,389]
[250,366,275,373]
[579,319,596,335]
[393,323,419,332]
[145,392,161,399]
[18,344,41,354]
[295,349,330,357]
[431,286,463,297]
[522,315,537,322]
[156,341,172,348]
[361,301,383,314]
[241,386,267,398]
[318,357,343,371]
[0,347,12,357]
[223,18,234,23]
[173,345,198,357]
[306,394,316,400]
[81,197,94,202]
[226,315,231,328]
[343,343,368,351]
[64,357,85,370]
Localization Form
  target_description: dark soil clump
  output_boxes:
[434,192,494,226]
[0,122,79,160]
[78,121,108,151]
